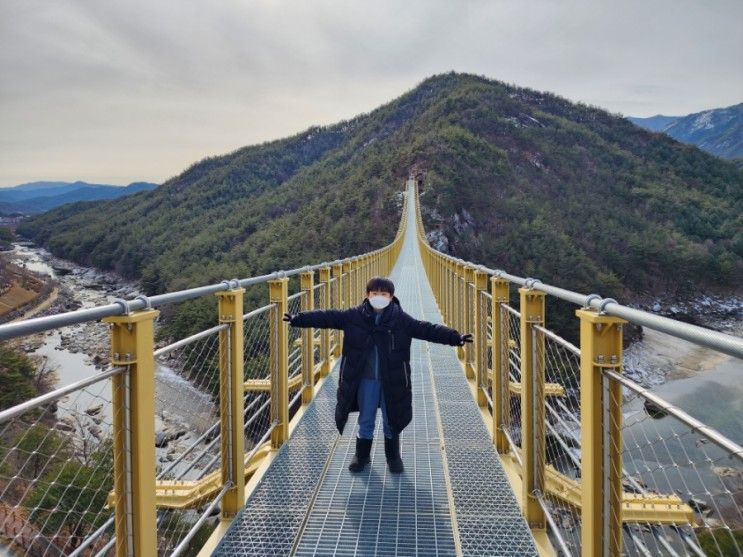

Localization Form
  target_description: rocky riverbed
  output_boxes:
[7,243,219,479]
[623,293,742,387]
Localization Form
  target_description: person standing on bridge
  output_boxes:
[284,276,472,474]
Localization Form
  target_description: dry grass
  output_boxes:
[0,283,40,316]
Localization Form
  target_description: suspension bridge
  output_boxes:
[0,180,741,556]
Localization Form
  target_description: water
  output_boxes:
[627,327,743,446]
[8,243,58,279]
[8,243,218,478]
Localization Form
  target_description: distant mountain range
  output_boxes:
[0,181,158,215]
[629,103,743,160]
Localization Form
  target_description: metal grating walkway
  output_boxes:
[213,182,537,556]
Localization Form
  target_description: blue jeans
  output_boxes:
[357,379,393,440]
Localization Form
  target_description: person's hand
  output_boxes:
[458,333,473,346]
[283,313,296,325]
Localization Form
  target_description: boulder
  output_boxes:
[85,404,104,416]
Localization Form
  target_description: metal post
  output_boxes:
[216,288,245,518]
[105,309,158,557]
[332,263,344,358]
[300,271,315,404]
[456,262,466,360]
[359,256,367,296]
[519,287,545,529]
[491,277,510,453]
[349,258,357,304]
[577,308,625,557]
[343,261,352,310]
[473,270,489,406]
[269,277,289,448]
[463,265,476,378]
[318,267,331,377]
[447,260,454,328]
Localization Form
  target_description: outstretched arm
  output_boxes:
[403,313,469,346]
[285,309,349,330]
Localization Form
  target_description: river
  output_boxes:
[624,325,743,446]
[6,243,218,481]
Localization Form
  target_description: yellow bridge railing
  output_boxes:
[0,194,408,556]
[413,180,743,556]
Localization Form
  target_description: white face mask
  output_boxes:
[369,295,391,310]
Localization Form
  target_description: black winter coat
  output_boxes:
[290,297,463,435]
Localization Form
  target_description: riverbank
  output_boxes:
[5,242,218,479]
[0,255,51,321]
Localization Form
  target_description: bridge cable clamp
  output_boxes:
[524,277,542,290]
[584,293,602,310]
[599,298,618,315]
[220,278,240,290]
[112,298,133,315]
[134,294,152,310]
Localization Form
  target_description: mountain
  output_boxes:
[629,115,680,133]
[19,73,742,337]
[629,103,743,159]
[0,181,158,214]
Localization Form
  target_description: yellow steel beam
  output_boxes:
[105,309,159,557]
[577,308,626,556]
[543,466,695,524]
[269,277,289,448]
[318,266,332,377]
[485,369,565,396]
[292,338,321,347]
[216,288,245,518]
[300,270,315,404]
[490,276,510,453]
[507,380,565,397]
[244,379,271,392]
[520,287,546,529]
[244,374,302,392]
[107,443,272,510]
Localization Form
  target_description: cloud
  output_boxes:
[1,0,741,185]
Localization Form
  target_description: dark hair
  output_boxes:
[366,276,395,295]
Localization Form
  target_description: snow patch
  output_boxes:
[691,111,715,132]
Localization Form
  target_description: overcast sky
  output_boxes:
[1,0,741,187]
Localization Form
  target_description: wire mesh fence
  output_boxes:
[313,282,326,380]
[328,277,339,356]
[287,293,304,412]
[155,329,222,481]
[613,369,743,556]
[0,364,119,556]
[242,304,273,458]
[153,325,224,556]
[523,319,743,557]
[479,290,492,407]
[503,304,523,451]
[534,325,582,555]
[466,283,475,377]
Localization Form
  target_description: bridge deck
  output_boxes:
[213,183,537,556]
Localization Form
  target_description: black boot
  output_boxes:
[384,435,404,474]
[349,437,373,473]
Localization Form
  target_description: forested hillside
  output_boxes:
[20,73,743,334]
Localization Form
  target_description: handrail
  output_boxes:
[0,222,405,340]
[414,188,743,360]
[413,178,743,556]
